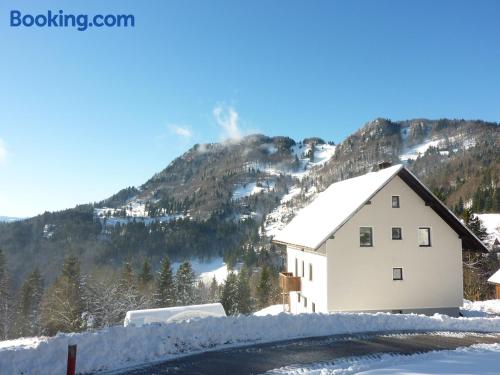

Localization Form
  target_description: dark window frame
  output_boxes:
[301,260,305,277]
[392,227,402,240]
[360,227,373,247]
[295,258,298,277]
[418,227,431,247]
[392,196,400,208]
[303,296,307,308]
[312,302,316,313]
[309,263,313,281]
[393,267,403,281]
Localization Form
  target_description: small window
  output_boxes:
[393,267,403,280]
[312,302,316,313]
[295,258,298,276]
[301,260,305,277]
[303,296,307,308]
[392,227,402,240]
[418,227,431,247]
[360,227,373,247]
[392,196,400,208]
[309,263,313,281]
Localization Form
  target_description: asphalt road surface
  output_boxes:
[110,331,500,375]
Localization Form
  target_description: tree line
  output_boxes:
[0,250,281,340]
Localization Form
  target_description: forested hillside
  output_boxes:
[0,119,500,337]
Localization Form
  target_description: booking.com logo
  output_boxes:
[10,10,135,31]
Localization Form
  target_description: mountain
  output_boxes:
[0,216,23,223]
[0,119,498,286]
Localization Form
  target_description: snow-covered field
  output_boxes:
[172,257,237,284]
[4,311,500,374]
[232,181,274,200]
[267,343,500,374]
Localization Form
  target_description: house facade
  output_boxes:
[274,164,487,316]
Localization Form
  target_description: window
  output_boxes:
[303,296,307,308]
[392,196,400,208]
[302,260,305,277]
[360,227,373,247]
[418,227,431,247]
[295,258,298,276]
[312,302,316,313]
[392,227,402,240]
[309,263,313,281]
[298,293,301,303]
[393,267,403,280]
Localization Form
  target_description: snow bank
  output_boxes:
[268,343,500,374]
[462,299,500,316]
[253,305,286,316]
[124,303,226,327]
[4,312,500,374]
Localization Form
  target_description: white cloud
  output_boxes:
[213,104,242,141]
[169,124,193,139]
[0,139,6,164]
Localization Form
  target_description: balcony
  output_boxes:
[279,272,301,292]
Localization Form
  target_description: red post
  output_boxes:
[67,344,77,375]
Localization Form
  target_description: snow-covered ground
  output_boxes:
[462,299,500,317]
[232,181,274,200]
[253,304,286,316]
[267,343,500,374]
[172,257,237,284]
[477,213,500,247]
[4,311,500,374]
[399,139,444,161]
[399,133,477,162]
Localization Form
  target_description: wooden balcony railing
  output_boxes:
[279,272,301,292]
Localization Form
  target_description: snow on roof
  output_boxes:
[274,164,403,249]
[488,269,500,285]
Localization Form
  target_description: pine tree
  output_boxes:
[208,276,220,303]
[117,261,146,317]
[41,255,85,335]
[0,249,15,339]
[463,209,488,241]
[155,257,175,307]
[138,260,154,298]
[221,272,239,315]
[16,268,44,337]
[175,261,196,306]
[237,267,252,314]
[256,267,272,309]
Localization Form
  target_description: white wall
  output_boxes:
[326,175,463,312]
[287,246,327,313]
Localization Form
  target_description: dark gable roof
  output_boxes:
[397,168,488,253]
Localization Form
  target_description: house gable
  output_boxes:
[273,165,488,253]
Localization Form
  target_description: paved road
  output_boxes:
[112,331,500,375]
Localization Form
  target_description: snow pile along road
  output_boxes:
[3,312,500,374]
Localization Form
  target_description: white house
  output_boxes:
[274,164,487,316]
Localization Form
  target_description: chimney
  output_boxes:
[377,161,392,170]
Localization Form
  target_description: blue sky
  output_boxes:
[1,0,499,217]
